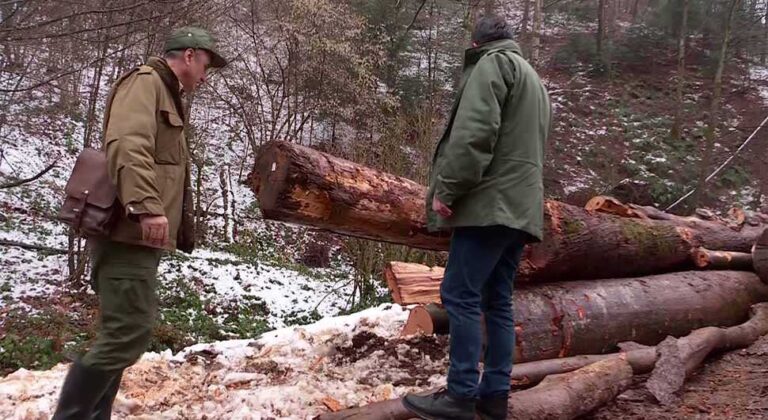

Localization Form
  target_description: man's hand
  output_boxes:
[432,196,453,218]
[140,215,169,247]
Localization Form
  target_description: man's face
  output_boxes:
[179,49,212,92]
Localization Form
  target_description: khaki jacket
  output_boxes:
[103,57,193,251]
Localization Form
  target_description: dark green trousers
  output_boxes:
[80,240,162,371]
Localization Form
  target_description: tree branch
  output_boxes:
[0,159,57,189]
[0,239,67,255]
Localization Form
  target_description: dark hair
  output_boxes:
[471,15,513,45]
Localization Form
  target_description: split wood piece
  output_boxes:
[690,247,752,270]
[385,262,444,306]
[250,141,765,281]
[400,271,768,363]
[584,196,647,219]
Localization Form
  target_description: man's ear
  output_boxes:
[184,48,195,64]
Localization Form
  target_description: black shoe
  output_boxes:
[52,361,120,420]
[477,395,508,420]
[91,369,124,420]
[403,389,476,420]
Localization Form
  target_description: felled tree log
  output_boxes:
[646,302,768,404]
[400,270,768,363]
[399,303,448,336]
[316,304,768,420]
[315,359,633,420]
[512,302,768,388]
[507,358,634,419]
[249,140,450,250]
[752,228,768,282]
[690,247,752,270]
[250,141,765,281]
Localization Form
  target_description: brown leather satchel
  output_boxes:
[57,148,118,237]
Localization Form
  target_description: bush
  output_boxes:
[553,33,599,69]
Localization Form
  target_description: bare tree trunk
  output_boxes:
[531,0,542,64]
[631,0,640,21]
[671,0,689,141]
[521,0,531,57]
[229,166,239,241]
[219,166,231,243]
[692,0,740,209]
[194,159,205,243]
[763,2,768,65]
[597,0,607,64]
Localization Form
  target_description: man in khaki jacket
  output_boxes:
[53,27,226,420]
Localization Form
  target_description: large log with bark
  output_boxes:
[315,358,633,420]
[250,141,765,281]
[316,303,768,420]
[690,247,752,270]
[249,141,450,250]
[400,270,768,363]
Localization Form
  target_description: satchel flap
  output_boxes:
[64,148,117,208]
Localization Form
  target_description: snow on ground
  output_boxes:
[160,248,355,328]
[0,304,447,419]
[749,65,768,103]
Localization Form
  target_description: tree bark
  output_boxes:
[400,271,768,363]
[671,0,688,141]
[250,141,766,281]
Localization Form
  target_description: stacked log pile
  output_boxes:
[249,141,768,419]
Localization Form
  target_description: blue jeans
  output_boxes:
[441,225,526,399]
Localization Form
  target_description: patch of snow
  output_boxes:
[0,304,427,419]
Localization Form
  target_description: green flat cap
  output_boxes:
[164,26,227,68]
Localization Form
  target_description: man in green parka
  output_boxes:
[404,15,551,420]
[52,27,226,420]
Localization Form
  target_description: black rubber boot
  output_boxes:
[52,362,119,420]
[403,389,476,420]
[477,395,508,420]
[91,369,124,420]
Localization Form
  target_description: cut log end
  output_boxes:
[250,142,291,213]
[400,305,435,336]
[400,304,448,336]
